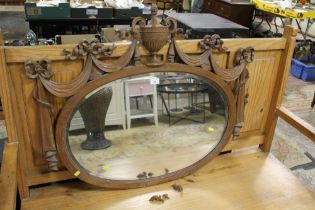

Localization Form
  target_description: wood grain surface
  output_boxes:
[277,106,315,141]
[21,150,315,210]
[0,142,18,210]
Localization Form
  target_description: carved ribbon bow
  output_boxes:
[199,34,225,51]
[63,39,114,60]
[25,59,53,79]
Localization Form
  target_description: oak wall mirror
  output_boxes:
[56,69,236,188]
[23,4,253,189]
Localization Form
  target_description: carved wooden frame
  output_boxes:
[56,65,236,189]
[22,6,254,188]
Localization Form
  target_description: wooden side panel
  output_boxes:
[0,142,18,210]
[262,27,298,151]
[223,48,282,137]
[241,51,282,133]
[9,65,41,170]
[0,42,29,198]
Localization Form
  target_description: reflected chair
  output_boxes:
[124,76,158,129]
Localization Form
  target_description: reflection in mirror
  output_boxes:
[67,72,228,180]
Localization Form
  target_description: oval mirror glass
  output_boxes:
[66,72,228,181]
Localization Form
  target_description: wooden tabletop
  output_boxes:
[22,149,315,210]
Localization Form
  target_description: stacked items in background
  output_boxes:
[24,0,150,19]
[26,0,146,8]
[291,39,315,81]
[71,0,145,8]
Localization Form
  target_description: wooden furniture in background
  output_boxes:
[2,25,315,208]
[166,12,249,38]
[201,0,255,28]
[27,18,138,39]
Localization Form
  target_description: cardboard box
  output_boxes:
[101,26,131,43]
[55,34,99,44]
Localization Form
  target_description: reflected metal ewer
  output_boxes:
[79,87,113,150]
[132,4,176,66]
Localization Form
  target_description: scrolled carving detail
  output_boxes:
[164,17,177,35]
[131,17,146,35]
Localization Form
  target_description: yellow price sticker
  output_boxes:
[208,127,214,132]
[74,171,81,177]
[102,166,110,171]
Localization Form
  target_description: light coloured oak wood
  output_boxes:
[21,150,315,210]
[0,112,5,120]
[25,134,263,186]
[27,170,73,187]
[0,142,18,210]
[0,33,3,121]
[0,32,3,46]
[4,38,287,63]
[276,106,315,141]
[0,26,298,195]
[223,135,264,151]
[262,26,298,152]
[241,51,282,133]
[0,38,30,198]
[0,39,18,143]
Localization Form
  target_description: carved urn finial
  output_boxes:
[132,4,176,66]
